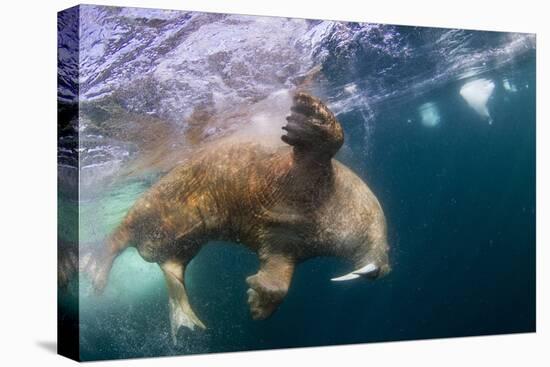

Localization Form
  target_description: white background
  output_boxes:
[0,0,547,365]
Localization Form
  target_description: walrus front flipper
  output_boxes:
[246,255,295,320]
[282,92,344,159]
[161,260,206,344]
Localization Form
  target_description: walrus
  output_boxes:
[84,91,391,343]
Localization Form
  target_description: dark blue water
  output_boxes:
[343,61,536,341]
[58,6,536,361]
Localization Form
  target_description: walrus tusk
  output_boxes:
[331,263,378,282]
[330,273,361,281]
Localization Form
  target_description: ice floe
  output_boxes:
[459,78,495,124]
[418,102,441,127]
[502,78,517,92]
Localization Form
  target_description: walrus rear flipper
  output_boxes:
[58,240,79,289]
[80,223,132,293]
[161,260,206,344]
[80,244,118,293]
[58,238,118,291]
[282,92,344,159]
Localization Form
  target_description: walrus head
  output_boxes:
[282,91,344,160]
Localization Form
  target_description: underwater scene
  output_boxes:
[57,5,536,361]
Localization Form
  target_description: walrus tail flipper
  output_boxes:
[161,260,206,344]
[282,92,344,159]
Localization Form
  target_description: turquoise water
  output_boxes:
[58,6,535,361]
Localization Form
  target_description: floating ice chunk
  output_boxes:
[418,102,441,127]
[459,79,495,124]
[502,78,517,92]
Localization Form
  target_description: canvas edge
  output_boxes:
[57,4,81,362]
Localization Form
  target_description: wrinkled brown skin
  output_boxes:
[86,92,390,338]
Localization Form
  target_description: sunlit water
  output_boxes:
[58,5,535,360]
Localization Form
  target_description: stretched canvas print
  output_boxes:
[57,4,536,362]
